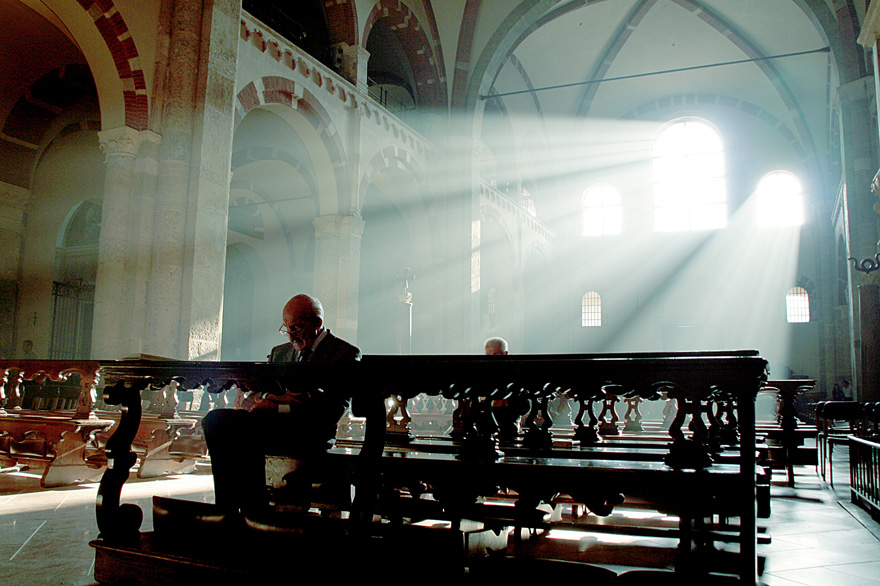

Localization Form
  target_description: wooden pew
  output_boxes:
[90,359,391,583]
[756,379,816,487]
[79,352,765,583]
[359,352,765,580]
[0,360,116,487]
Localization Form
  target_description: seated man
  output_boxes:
[484,337,528,440]
[203,294,361,513]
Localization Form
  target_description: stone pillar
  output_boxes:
[333,43,369,92]
[145,0,239,360]
[837,77,879,393]
[858,281,880,402]
[91,126,141,358]
[312,215,365,344]
[853,10,880,395]
[0,182,30,358]
[430,135,482,353]
[126,131,162,356]
[859,1,880,142]
[145,0,204,359]
[178,0,240,361]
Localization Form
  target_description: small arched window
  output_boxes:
[582,183,622,236]
[652,118,727,232]
[582,292,602,327]
[756,170,805,227]
[786,287,810,323]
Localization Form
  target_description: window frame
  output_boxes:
[785,286,810,323]
[581,291,602,327]
[651,117,728,232]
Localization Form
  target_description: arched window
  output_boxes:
[582,292,602,326]
[756,170,805,227]
[652,118,727,232]
[582,183,622,236]
[786,287,810,323]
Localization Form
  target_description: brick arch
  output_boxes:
[74,0,148,130]
[359,146,428,212]
[233,77,352,214]
[363,0,447,109]
[325,0,358,46]
[806,0,863,84]
[359,146,432,260]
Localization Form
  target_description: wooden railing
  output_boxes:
[850,435,880,519]
[3,352,769,583]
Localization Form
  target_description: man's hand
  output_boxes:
[246,391,307,412]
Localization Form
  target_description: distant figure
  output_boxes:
[483,337,526,441]
[20,340,37,359]
[831,384,844,401]
[484,337,508,356]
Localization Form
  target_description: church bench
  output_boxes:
[0,360,117,486]
[0,412,114,486]
[754,379,817,486]
[90,412,202,478]
[0,359,208,483]
[70,352,765,583]
[358,351,766,582]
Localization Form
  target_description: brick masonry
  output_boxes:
[76,0,149,130]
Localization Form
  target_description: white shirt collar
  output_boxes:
[310,328,329,352]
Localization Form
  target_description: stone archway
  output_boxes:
[234,77,353,215]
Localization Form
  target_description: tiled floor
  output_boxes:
[1,450,878,585]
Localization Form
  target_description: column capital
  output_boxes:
[97,126,158,159]
[837,76,875,104]
[859,1,880,47]
[0,181,31,209]
[313,214,365,238]
[332,43,370,91]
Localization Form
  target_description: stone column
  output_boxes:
[333,43,369,92]
[429,134,482,353]
[853,11,880,395]
[837,77,879,393]
[313,215,365,344]
[859,1,880,141]
[0,182,30,357]
[91,126,141,358]
[857,275,880,402]
[145,0,239,360]
[177,0,240,361]
[125,131,162,356]
[145,0,203,359]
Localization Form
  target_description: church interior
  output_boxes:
[4,0,878,389]
[3,0,880,584]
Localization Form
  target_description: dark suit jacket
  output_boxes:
[268,330,361,445]
[269,330,361,364]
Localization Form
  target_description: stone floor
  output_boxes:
[0,449,878,585]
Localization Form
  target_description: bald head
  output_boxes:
[484,337,508,356]
[282,294,324,351]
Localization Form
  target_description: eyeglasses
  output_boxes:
[279,323,311,336]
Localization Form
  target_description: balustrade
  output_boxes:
[2,352,768,583]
